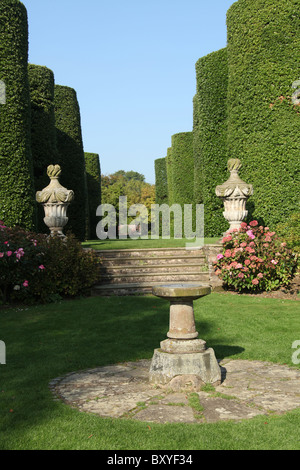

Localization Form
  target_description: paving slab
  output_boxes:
[49,359,300,424]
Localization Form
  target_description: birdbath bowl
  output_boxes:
[149,283,221,390]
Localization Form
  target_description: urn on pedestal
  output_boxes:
[36,165,74,238]
[215,159,253,234]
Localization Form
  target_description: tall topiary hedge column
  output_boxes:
[166,147,173,206]
[28,64,58,232]
[54,85,87,241]
[0,0,36,230]
[193,93,203,206]
[171,132,194,207]
[227,0,300,228]
[84,152,101,240]
[194,48,229,237]
[154,157,168,205]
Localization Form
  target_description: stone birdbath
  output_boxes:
[149,283,221,390]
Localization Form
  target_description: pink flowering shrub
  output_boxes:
[0,221,47,303]
[213,221,298,292]
[0,221,101,304]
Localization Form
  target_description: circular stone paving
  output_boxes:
[49,359,300,424]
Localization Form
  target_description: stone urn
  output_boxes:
[36,165,74,237]
[215,158,253,234]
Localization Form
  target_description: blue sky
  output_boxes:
[22,0,235,184]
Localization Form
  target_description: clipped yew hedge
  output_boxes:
[171,132,194,207]
[194,48,229,236]
[0,0,36,230]
[154,157,168,205]
[54,85,87,241]
[226,0,300,229]
[166,147,173,206]
[84,152,101,239]
[193,93,203,206]
[28,64,58,232]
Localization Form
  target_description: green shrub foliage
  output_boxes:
[166,147,173,206]
[193,94,203,205]
[54,85,88,241]
[276,212,300,256]
[226,0,300,229]
[0,0,36,230]
[154,157,168,205]
[171,132,194,206]
[194,48,229,237]
[28,64,58,232]
[84,153,101,239]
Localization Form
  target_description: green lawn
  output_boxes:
[82,237,220,250]
[0,293,299,450]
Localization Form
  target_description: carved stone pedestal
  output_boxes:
[149,284,221,390]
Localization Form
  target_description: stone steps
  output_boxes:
[92,246,213,296]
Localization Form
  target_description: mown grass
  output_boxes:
[82,237,219,250]
[0,293,299,450]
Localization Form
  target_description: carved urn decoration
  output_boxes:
[215,159,253,234]
[36,165,74,237]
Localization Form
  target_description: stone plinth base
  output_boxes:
[149,348,221,391]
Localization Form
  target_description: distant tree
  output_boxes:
[100,171,155,232]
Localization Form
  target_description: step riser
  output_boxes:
[96,249,204,258]
[100,257,207,266]
[93,246,212,295]
[92,288,153,296]
[101,274,209,284]
[101,266,208,275]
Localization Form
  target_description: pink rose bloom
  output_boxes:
[252,278,259,285]
[222,235,232,242]
[224,250,232,258]
[215,269,222,275]
[236,263,243,269]
[240,222,248,229]
[249,220,258,227]
[257,273,263,278]
[246,230,255,239]
[216,254,224,260]
[271,259,278,265]
[250,255,257,261]
[23,280,29,287]
[245,259,251,266]
[4,241,9,245]
[15,248,25,260]
[240,242,247,248]
[0,252,4,258]
[39,265,45,270]
[281,242,287,247]
[6,251,12,257]
[238,273,244,278]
